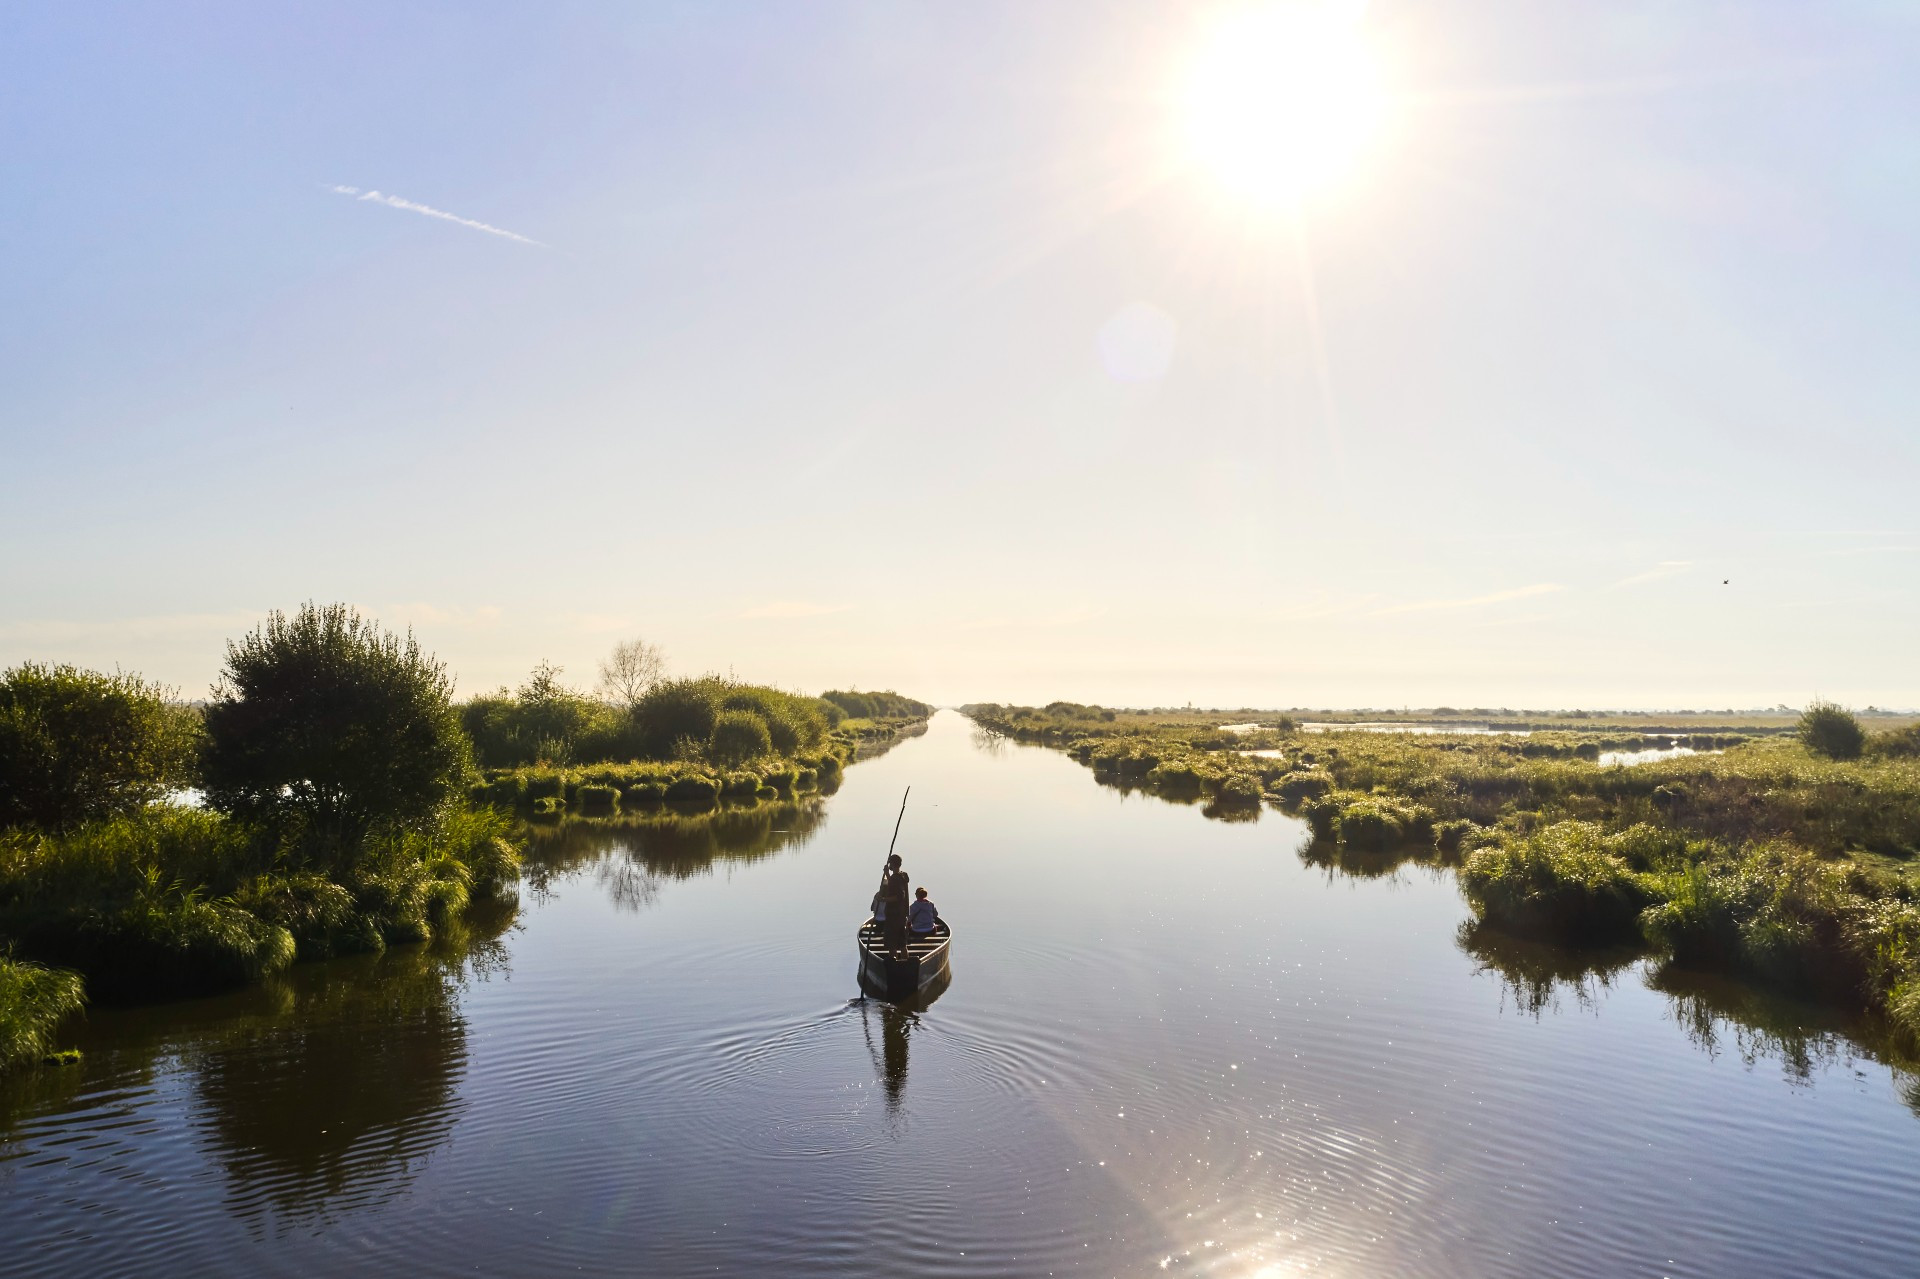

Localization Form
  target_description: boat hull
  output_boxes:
[858,918,950,999]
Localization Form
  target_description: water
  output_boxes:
[1300,722,1533,736]
[5,711,1919,1276]
[1597,745,1717,767]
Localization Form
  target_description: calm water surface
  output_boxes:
[5,711,1919,1276]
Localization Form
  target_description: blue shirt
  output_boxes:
[907,898,937,932]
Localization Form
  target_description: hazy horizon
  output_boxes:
[6,2,1917,709]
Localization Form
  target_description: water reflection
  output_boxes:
[194,905,513,1228]
[857,970,949,1123]
[0,901,515,1260]
[521,799,831,902]
[1459,920,1642,1017]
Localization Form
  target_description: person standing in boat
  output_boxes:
[880,853,911,958]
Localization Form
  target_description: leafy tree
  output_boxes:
[597,638,667,710]
[1798,700,1865,760]
[0,662,198,830]
[201,604,473,849]
[514,661,609,764]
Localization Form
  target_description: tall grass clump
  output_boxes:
[1460,822,1652,943]
[0,956,86,1071]
[1643,843,1920,1002]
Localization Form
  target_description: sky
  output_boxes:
[3,1,1918,710]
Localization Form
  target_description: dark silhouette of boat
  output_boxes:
[857,917,951,999]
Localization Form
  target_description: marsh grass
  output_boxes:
[968,702,1920,1046]
[0,805,521,1000]
[475,752,849,818]
[0,956,86,1072]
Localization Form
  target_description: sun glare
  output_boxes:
[1180,3,1390,207]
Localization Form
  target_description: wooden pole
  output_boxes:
[886,786,911,863]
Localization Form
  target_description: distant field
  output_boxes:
[1056,708,1920,733]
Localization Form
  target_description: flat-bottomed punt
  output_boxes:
[858,917,951,999]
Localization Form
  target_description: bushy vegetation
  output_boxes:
[968,699,1920,1048]
[467,751,848,820]
[0,607,524,1057]
[460,665,901,771]
[0,663,200,830]
[202,603,475,849]
[1800,700,1866,761]
[821,690,933,722]
[0,956,87,1070]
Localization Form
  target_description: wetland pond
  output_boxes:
[5,710,1919,1276]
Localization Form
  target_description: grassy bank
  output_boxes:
[0,805,522,1005]
[467,707,930,818]
[966,702,1920,1048]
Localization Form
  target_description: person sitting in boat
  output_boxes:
[906,887,940,942]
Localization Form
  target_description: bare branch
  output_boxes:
[598,638,666,709]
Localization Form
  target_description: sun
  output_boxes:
[1179,3,1391,208]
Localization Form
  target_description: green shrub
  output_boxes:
[1798,701,1865,760]
[1461,822,1651,943]
[523,772,564,800]
[0,957,86,1072]
[0,662,200,831]
[1642,843,1914,999]
[622,780,665,804]
[0,807,264,917]
[821,690,931,720]
[531,796,563,815]
[1336,799,1405,851]
[794,767,818,790]
[634,679,726,759]
[1872,724,1920,759]
[721,772,761,797]
[1302,794,1343,836]
[710,710,773,767]
[760,766,798,794]
[72,894,297,1000]
[1434,818,1481,854]
[1273,771,1333,804]
[234,871,364,960]
[575,783,620,814]
[664,774,720,804]
[479,774,527,807]
[1147,761,1204,793]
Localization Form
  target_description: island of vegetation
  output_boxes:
[965,700,1920,1049]
[0,605,929,1072]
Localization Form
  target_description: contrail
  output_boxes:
[327,185,544,246]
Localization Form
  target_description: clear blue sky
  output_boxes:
[3,2,1916,709]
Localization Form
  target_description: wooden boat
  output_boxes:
[857,917,951,999]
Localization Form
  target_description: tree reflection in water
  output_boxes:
[190,900,516,1231]
[1458,919,1643,1017]
[520,799,833,906]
